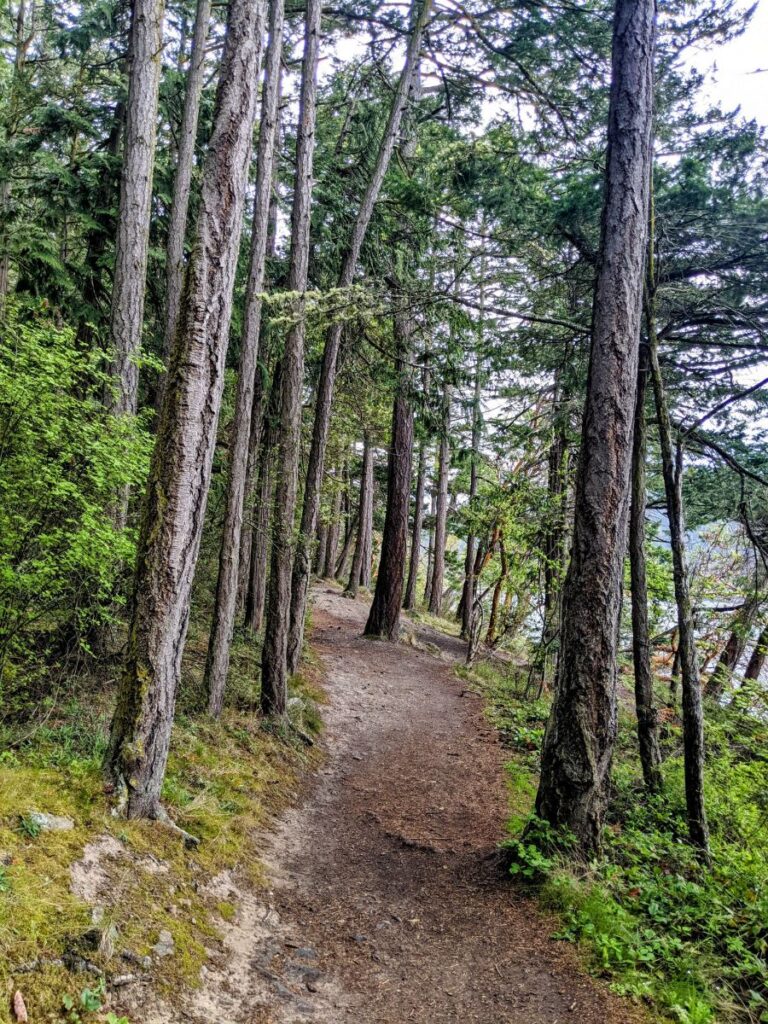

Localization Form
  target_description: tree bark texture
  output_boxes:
[205,0,285,716]
[244,360,282,633]
[533,0,656,858]
[709,594,760,697]
[424,483,436,606]
[260,0,322,716]
[649,309,711,857]
[346,437,374,598]
[365,312,415,639]
[322,476,343,578]
[460,351,483,636]
[428,382,451,616]
[163,0,211,362]
[286,0,433,674]
[404,439,426,609]
[105,0,266,818]
[109,0,165,418]
[629,343,663,792]
[745,621,768,681]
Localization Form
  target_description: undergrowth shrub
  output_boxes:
[0,302,151,718]
[464,657,768,1023]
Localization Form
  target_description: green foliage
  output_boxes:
[0,303,151,712]
[465,658,768,1023]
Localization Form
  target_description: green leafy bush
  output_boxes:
[0,302,151,714]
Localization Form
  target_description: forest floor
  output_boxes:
[124,582,649,1024]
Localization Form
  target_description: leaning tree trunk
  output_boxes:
[109,0,165,419]
[629,343,663,792]
[365,309,415,640]
[105,0,266,818]
[346,437,374,598]
[533,0,656,859]
[745,621,768,681]
[709,593,760,698]
[205,0,285,716]
[163,0,211,363]
[286,0,433,675]
[428,381,451,616]
[260,0,322,717]
[486,533,508,646]
[648,300,710,858]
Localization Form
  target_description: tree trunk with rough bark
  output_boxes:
[709,594,760,697]
[648,304,711,858]
[260,0,322,716]
[485,533,508,646]
[346,437,374,598]
[205,0,285,716]
[423,482,436,606]
[104,0,266,819]
[287,0,433,674]
[365,311,415,639]
[404,440,426,609]
[323,475,343,578]
[163,0,211,364]
[629,343,663,792]
[428,382,451,616]
[244,359,282,634]
[460,351,483,637]
[745,621,768,681]
[109,0,165,419]
[533,0,656,859]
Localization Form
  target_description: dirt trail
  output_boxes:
[132,585,647,1024]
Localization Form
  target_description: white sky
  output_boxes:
[689,0,768,125]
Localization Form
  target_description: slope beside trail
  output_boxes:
[131,583,648,1024]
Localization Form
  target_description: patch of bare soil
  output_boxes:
[125,584,649,1024]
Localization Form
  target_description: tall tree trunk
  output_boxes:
[745,621,768,681]
[533,0,656,859]
[109,0,165,418]
[537,369,570,677]
[365,310,415,639]
[423,482,436,606]
[360,477,374,589]
[346,437,374,598]
[287,0,432,674]
[428,381,451,615]
[238,175,281,609]
[260,0,322,716]
[629,343,663,792]
[163,0,211,362]
[244,359,282,633]
[323,475,343,578]
[460,349,483,637]
[648,296,711,858]
[485,534,508,646]
[205,0,285,716]
[315,521,329,575]
[104,0,267,818]
[404,439,426,609]
[709,594,760,697]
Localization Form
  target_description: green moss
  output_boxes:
[0,690,320,1023]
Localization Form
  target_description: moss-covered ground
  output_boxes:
[0,629,323,1024]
